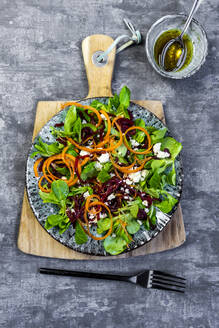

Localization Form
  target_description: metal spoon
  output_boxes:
[159,0,203,72]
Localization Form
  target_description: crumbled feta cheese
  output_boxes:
[80,150,89,156]
[110,173,115,177]
[82,120,86,124]
[98,153,109,163]
[61,176,67,180]
[137,220,143,225]
[95,162,102,171]
[153,143,170,159]
[107,194,115,201]
[71,209,75,213]
[145,208,149,213]
[89,214,95,219]
[130,139,139,147]
[125,188,130,194]
[83,191,90,199]
[141,170,148,181]
[112,233,116,238]
[142,200,148,207]
[100,113,107,120]
[100,212,107,219]
[125,179,132,185]
[128,171,142,183]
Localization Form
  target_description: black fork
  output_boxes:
[39,268,186,293]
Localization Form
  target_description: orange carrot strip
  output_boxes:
[80,201,113,240]
[38,175,51,193]
[123,126,152,154]
[33,157,43,178]
[61,102,102,127]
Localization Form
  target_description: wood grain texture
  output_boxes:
[17,99,185,260]
[82,35,116,98]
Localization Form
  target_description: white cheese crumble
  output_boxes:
[130,139,139,147]
[99,212,107,219]
[142,200,148,207]
[141,170,148,181]
[83,191,90,199]
[153,143,170,159]
[125,188,130,194]
[128,171,142,183]
[80,150,90,156]
[95,162,102,171]
[82,120,86,124]
[112,233,116,238]
[137,220,143,225]
[89,214,95,219]
[110,173,115,177]
[145,208,149,213]
[107,194,115,201]
[98,153,110,163]
[125,179,132,185]
[100,113,107,120]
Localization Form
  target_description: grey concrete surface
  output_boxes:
[0,1,218,327]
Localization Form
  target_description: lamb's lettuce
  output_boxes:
[31,137,63,158]
[80,162,98,181]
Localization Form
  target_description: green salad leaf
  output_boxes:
[97,170,111,183]
[161,137,182,159]
[75,221,88,244]
[154,191,178,213]
[64,105,77,134]
[133,118,146,143]
[97,218,111,234]
[104,236,127,255]
[119,86,130,109]
[31,137,63,158]
[80,162,98,181]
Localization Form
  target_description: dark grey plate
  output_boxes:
[26,98,183,256]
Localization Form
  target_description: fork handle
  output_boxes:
[39,268,131,283]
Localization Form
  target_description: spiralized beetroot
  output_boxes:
[116,118,135,134]
[54,122,64,127]
[81,127,93,141]
[56,137,67,146]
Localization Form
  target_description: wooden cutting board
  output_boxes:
[17,35,186,260]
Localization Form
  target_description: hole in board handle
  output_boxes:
[92,51,108,67]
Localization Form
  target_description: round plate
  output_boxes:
[26,98,183,256]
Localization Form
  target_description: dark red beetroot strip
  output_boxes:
[56,137,67,146]
[54,122,64,127]
[38,158,46,172]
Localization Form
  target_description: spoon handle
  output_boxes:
[181,0,203,38]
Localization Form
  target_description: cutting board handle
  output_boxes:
[82,34,116,98]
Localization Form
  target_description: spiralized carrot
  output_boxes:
[123,126,152,154]
[38,175,51,193]
[61,102,102,127]
[34,157,43,178]
[110,154,137,172]
[80,201,113,240]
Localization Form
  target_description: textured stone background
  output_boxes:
[0,1,218,327]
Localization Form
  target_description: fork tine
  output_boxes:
[152,278,186,289]
[153,270,186,281]
[152,275,186,286]
[152,284,185,293]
